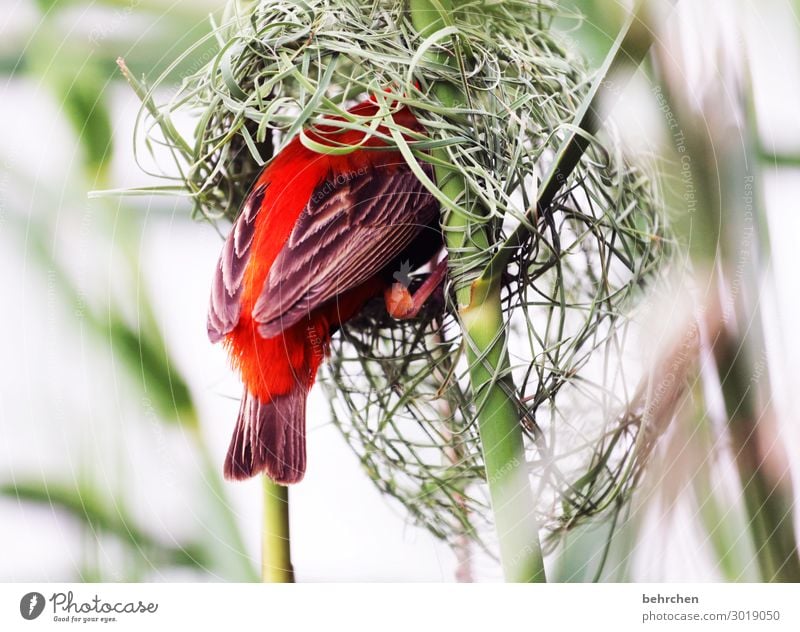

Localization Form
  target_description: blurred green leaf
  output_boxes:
[5,161,255,581]
[1,480,209,572]
[32,0,63,13]
[107,311,198,429]
[555,0,627,64]
[19,209,198,430]
[25,18,114,174]
[6,1,215,88]
[1,3,257,582]
[553,521,613,582]
[553,503,637,582]
[60,64,114,174]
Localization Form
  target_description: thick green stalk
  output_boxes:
[462,280,546,582]
[410,0,545,582]
[262,479,294,582]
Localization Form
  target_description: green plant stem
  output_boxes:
[410,0,545,582]
[262,478,294,582]
[462,280,546,582]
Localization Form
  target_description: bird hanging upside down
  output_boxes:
[208,100,445,484]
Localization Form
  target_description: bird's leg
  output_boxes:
[384,256,448,319]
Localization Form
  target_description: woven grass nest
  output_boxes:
[128,0,671,556]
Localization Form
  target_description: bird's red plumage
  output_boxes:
[225,139,330,402]
[226,108,411,400]
[210,100,439,483]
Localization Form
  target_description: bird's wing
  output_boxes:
[207,183,267,342]
[252,164,438,338]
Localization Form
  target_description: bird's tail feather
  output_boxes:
[224,386,307,484]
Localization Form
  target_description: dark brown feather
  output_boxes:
[207,184,267,342]
[224,387,307,484]
[253,164,438,338]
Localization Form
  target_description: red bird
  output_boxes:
[208,100,445,484]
